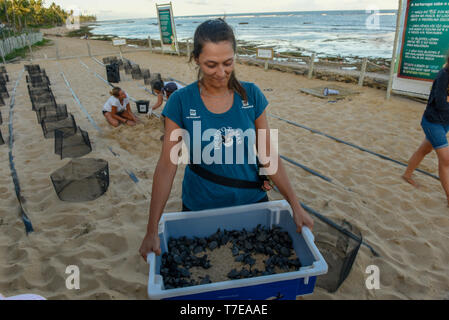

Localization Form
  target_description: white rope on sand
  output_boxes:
[7,68,33,234]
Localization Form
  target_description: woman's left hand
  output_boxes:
[292,204,314,232]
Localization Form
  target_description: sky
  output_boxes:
[49,0,399,20]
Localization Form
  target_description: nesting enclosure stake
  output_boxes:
[308,53,316,79]
[358,58,368,87]
[148,36,153,53]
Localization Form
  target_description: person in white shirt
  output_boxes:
[102,87,138,127]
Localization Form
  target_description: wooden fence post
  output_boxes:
[148,36,153,53]
[186,38,190,60]
[87,40,92,57]
[358,57,368,86]
[55,41,60,60]
[308,53,316,79]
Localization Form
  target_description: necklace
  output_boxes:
[199,82,232,98]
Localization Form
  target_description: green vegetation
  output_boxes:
[0,0,96,32]
[65,25,92,37]
[4,37,50,60]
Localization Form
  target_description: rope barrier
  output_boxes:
[269,113,439,180]
[7,68,33,234]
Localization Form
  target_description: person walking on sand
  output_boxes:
[102,87,139,127]
[403,55,449,205]
[139,18,313,259]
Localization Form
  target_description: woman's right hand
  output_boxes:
[139,232,161,262]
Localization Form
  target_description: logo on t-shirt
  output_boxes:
[186,108,201,119]
[242,101,254,109]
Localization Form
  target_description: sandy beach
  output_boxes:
[0,32,448,300]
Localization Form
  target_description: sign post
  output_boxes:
[112,38,127,60]
[390,0,449,99]
[156,2,179,55]
[256,48,274,71]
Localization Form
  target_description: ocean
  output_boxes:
[90,10,397,59]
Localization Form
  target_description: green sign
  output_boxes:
[398,0,449,81]
[158,8,174,45]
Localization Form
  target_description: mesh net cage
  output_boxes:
[142,68,150,78]
[41,113,77,139]
[131,65,143,80]
[0,83,8,92]
[103,56,119,65]
[36,104,68,124]
[33,101,57,115]
[26,74,50,86]
[28,84,51,96]
[31,93,56,111]
[0,73,8,83]
[0,128,4,145]
[149,73,162,87]
[55,126,92,159]
[124,61,132,74]
[25,64,41,73]
[50,158,109,202]
[312,217,362,293]
[0,86,9,98]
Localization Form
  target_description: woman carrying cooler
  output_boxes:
[403,55,449,205]
[102,87,138,127]
[140,19,313,259]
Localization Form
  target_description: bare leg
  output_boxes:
[121,110,137,126]
[435,146,449,206]
[403,139,433,187]
[104,112,120,127]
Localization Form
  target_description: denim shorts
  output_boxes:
[421,115,449,149]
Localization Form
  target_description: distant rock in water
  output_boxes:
[239,22,249,25]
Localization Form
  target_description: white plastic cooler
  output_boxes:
[147,200,328,300]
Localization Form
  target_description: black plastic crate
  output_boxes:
[106,63,120,83]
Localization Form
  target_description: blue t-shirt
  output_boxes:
[162,81,269,211]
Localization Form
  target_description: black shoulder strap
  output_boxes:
[188,164,265,189]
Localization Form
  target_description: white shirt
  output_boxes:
[103,92,130,113]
